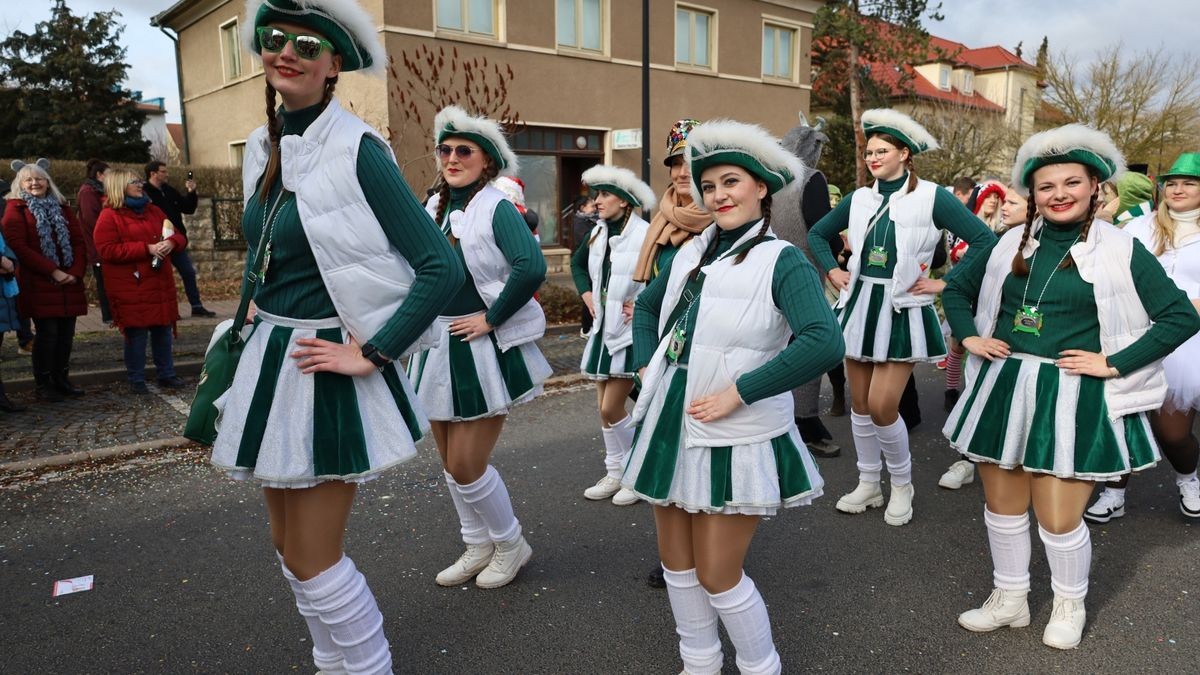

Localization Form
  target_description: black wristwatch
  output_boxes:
[359,344,392,371]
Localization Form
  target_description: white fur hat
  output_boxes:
[434,105,520,177]
[684,119,807,206]
[861,108,939,155]
[244,0,386,75]
[1011,123,1125,196]
[581,165,657,211]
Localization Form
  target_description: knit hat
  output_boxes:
[582,165,657,211]
[973,182,1006,215]
[860,109,939,155]
[244,0,385,74]
[685,119,807,205]
[1012,123,1126,195]
[491,175,527,214]
[433,105,519,177]
[1159,152,1200,182]
[663,119,702,166]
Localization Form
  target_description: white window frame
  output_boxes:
[938,64,951,91]
[761,20,799,83]
[436,0,500,39]
[963,71,975,95]
[675,3,716,71]
[556,0,607,54]
[219,18,243,82]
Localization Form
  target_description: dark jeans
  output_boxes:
[93,264,112,323]
[31,316,77,381]
[124,325,175,384]
[171,249,203,308]
[16,314,33,345]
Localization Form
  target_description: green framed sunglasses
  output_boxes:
[256,26,335,60]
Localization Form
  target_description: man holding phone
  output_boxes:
[143,160,216,317]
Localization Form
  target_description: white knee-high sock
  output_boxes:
[1039,522,1092,599]
[662,567,722,675]
[602,415,634,479]
[851,411,882,482]
[983,509,1031,592]
[876,417,912,486]
[458,465,521,543]
[706,573,781,675]
[277,552,345,674]
[443,471,489,545]
[300,556,392,675]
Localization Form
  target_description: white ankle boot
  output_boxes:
[835,480,884,513]
[612,486,639,506]
[957,588,1031,632]
[436,542,495,586]
[475,535,533,589]
[938,460,975,489]
[1042,595,1086,649]
[884,483,915,526]
[584,475,622,500]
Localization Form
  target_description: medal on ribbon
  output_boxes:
[666,325,686,362]
[867,245,888,268]
[1012,305,1043,336]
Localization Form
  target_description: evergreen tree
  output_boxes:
[0,1,149,162]
[1035,36,1050,76]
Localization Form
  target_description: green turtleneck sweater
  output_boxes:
[570,212,628,296]
[807,174,994,279]
[631,220,845,405]
[241,102,462,358]
[943,220,1200,375]
[437,182,547,325]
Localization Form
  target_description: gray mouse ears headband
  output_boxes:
[11,158,51,172]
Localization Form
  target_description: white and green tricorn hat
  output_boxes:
[1011,123,1126,196]
[860,108,940,155]
[685,119,807,205]
[244,0,386,74]
[581,165,657,211]
[434,105,520,177]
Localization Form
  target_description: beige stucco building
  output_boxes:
[153,0,824,252]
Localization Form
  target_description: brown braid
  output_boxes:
[1060,187,1100,270]
[734,193,773,265]
[905,157,918,192]
[688,222,721,281]
[1011,198,1039,276]
[256,82,283,202]
[433,180,453,229]
[435,161,500,246]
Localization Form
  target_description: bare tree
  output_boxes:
[910,101,1018,184]
[1044,45,1200,171]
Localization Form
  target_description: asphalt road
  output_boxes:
[2,373,1197,673]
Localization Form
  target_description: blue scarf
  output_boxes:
[125,195,150,214]
[20,191,74,268]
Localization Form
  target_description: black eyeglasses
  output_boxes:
[256,27,335,60]
[435,144,477,160]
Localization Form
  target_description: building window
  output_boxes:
[229,141,246,168]
[437,0,497,37]
[675,5,714,69]
[963,71,974,95]
[762,23,796,81]
[557,0,604,52]
[938,65,951,90]
[220,19,242,81]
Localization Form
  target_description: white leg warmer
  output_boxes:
[278,552,345,675]
[300,556,393,675]
[444,471,489,545]
[663,567,722,675]
[876,417,912,486]
[983,508,1031,592]
[458,465,521,543]
[707,573,781,675]
[1039,522,1092,600]
[603,415,635,479]
[851,411,883,482]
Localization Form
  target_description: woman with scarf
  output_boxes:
[1084,152,1200,524]
[2,160,87,402]
[93,169,188,394]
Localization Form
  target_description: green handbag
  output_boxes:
[183,192,284,446]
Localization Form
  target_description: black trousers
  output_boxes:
[31,316,77,382]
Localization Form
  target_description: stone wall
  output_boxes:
[183,197,247,284]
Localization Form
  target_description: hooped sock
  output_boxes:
[277,552,345,674]
[299,556,392,675]
[851,411,883,482]
[1039,522,1092,599]
[875,417,912,486]
[983,508,1031,591]
[458,465,522,543]
[662,567,722,675]
[706,573,781,675]
[443,471,489,545]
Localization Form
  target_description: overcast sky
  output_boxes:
[4,1,1198,125]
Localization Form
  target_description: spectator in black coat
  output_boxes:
[143,161,215,317]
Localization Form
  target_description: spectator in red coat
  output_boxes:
[94,168,188,394]
[2,160,88,402]
[77,158,112,323]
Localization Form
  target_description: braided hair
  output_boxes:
[433,156,500,242]
[255,77,339,203]
[1011,167,1101,276]
[688,189,773,280]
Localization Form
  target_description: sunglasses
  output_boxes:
[435,144,478,160]
[256,26,335,60]
[127,179,145,186]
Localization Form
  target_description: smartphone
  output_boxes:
[187,171,194,180]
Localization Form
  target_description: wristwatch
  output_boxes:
[359,344,392,371]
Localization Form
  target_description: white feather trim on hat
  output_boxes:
[581,165,657,211]
[433,105,520,177]
[684,119,808,206]
[244,0,387,76]
[1010,123,1126,196]
[860,108,940,153]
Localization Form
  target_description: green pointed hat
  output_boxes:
[1159,152,1200,182]
[860,108,939,155]
[1012,124,1125,195]
[245,0,385,74]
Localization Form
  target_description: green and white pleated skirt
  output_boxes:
[210,310,428,489]
[621,364,824,516]
[838,277,946,363]
[580,326,634,379]
[407,313,552,422]
[943,352,1160,480]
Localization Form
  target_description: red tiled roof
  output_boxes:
[871,62,1004,113]
[167,123,183,149]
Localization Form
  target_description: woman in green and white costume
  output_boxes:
[570,166,656,505]
[408,105,550,589]
[942,125,1200,650]
[624,120,844,675]
[807,109,994,526]
[211,1,462,672]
